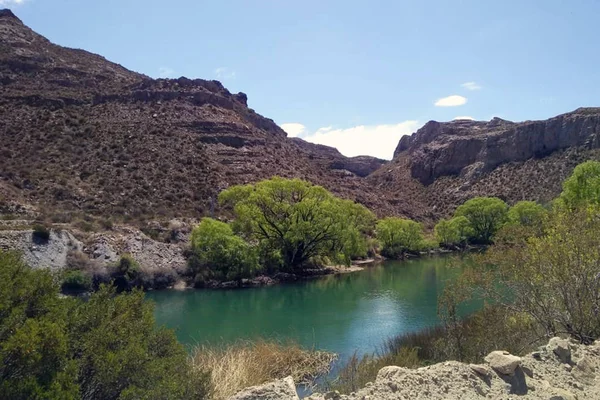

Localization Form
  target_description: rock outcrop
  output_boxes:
[395,109,600,185]
[234,338,600,399]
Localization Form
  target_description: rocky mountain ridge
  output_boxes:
[2,8,600,227]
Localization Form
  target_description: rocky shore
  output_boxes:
[231,337,600,399]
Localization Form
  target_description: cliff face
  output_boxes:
[396,109,600,185]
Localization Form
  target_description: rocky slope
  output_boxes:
[232,337,600,399]
[0,9,415,225]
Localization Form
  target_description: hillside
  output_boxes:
[2,8,600,227]
[0,9,404,225]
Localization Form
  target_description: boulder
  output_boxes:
[376,366,407,381]
[485,351,522,375]
[229,376,299,400]
[548,337,572,364]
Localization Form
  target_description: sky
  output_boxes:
[4,0,600,159]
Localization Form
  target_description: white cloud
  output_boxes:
[461,81,482,91]
[453,116,474,120]
[214,67,236,80]
[299,121,419,160]
[434,95,467,107]
[158,67,175,78]
[281,123,307,138]
[0,0,27,5]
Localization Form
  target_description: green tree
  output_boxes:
[507,201,547,227]
[190,217,259,281]
[219,178,375,271]
[559,160,600,208]
[454,197,508,244]
[434,216,472,248]
[375,217,424,258]
[0,250,210,399]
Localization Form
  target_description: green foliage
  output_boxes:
[484,207,600,343]
[61,270,92,293]
[190,218,259,281]
[454,197,508,244]
[507,201,547,227]
[558,160,600,208]
[0,250,211,399]
[434,216,472,248]
[375,217,425,258]
[219,177,375,270]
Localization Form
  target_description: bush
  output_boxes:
[454,197,508,244]
[434,216,472,248]
[32,223,51,241]
[61,270,92,293]
[507,200,547,228]
[0,250,211,399]
[558,160,600,208]
[190,218,259,282]
[375,217,425,258]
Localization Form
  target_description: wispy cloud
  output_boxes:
[0,0,27,5]
[461,81,482,91]
[158,67,175,78]
[434,95,467,107]
[214,67,236,80]
[280,123,307,138]
[283,121,419,159]
[453,116,474,120]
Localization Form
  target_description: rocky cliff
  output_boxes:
[395,109,600,185]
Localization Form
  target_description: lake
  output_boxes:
[148,255,474,361]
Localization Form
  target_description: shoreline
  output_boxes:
[169,258,382,291]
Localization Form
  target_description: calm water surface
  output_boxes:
[148,256,472,360]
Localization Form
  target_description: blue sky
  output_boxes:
[4,0,600,159]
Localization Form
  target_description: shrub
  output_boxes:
[375,217,425,258]
[454,197,508,244]
[507,200,547,227]
[434,216,472,248]
[558,160,600,208]
[190,218,259,282]
[61,270,92,293]
[0,250,211,399]
[32,223,51,241]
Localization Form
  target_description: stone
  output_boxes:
[376,366,407,381]
[548,337,572,364]
[572,355,596,384]
[323,391,341,400]
[484,351,522,375]
[229,376,299,400]
[469,363,491,376]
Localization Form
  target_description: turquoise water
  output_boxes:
[148,256,472,360]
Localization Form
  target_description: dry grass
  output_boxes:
[190,340,336,400]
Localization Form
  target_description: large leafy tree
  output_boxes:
[559,160,600,208]
[376,217,425,258]
[219,177,375,270]
[454,197,508,244]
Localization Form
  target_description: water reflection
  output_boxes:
[148,255,471,359]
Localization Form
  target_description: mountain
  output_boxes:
[1,8,600,227]
[0,9,404,224]
[368,108,600,217]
